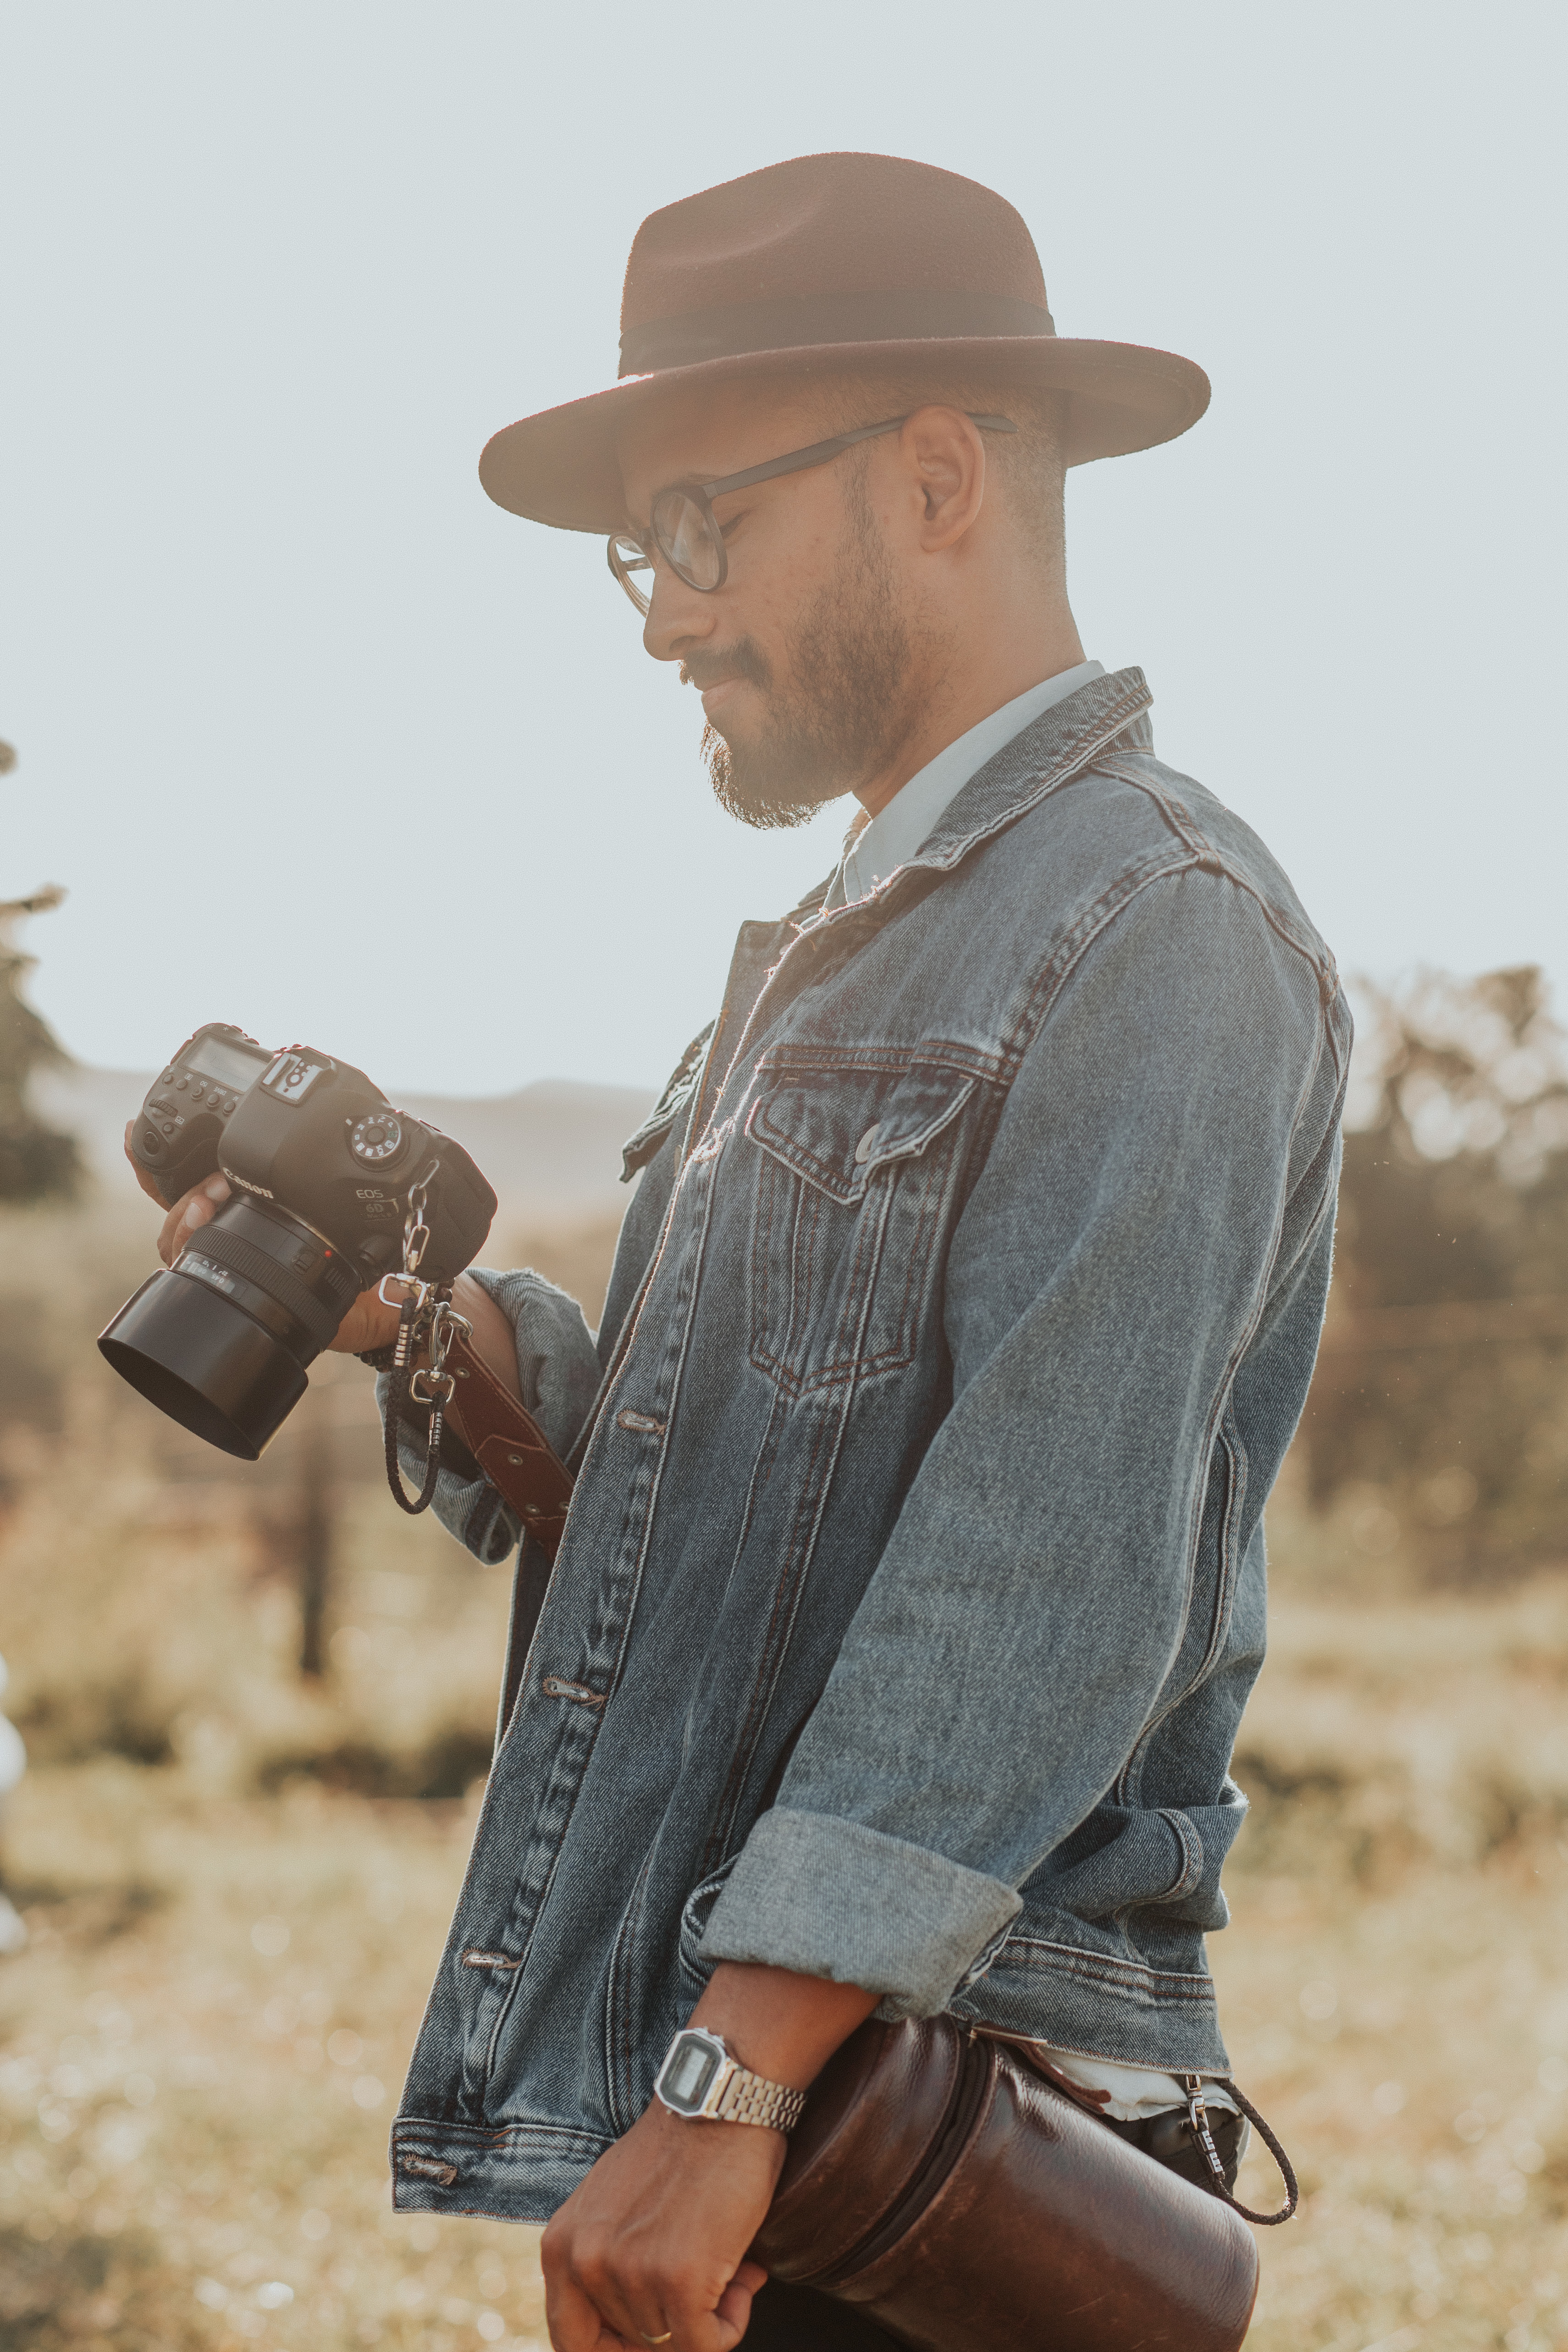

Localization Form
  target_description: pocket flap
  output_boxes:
[747,1063,976,1203]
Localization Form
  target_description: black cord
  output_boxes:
[381,1294,445,1516]
[1187,2078,1299,2225]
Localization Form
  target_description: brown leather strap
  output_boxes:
[444,1327,574,1556]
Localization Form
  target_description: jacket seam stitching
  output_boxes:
[1092,756,1340,1003]
[993,1936,1218,1994]
[993,848,1193,1073]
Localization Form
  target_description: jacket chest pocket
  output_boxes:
[745,1060,976,1398]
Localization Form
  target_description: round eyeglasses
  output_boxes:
[607,412,1016,616]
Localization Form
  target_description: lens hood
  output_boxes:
[99,1266,309,1459]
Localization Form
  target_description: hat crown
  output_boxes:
[476,151,1209,530]
[620,152,1049,335]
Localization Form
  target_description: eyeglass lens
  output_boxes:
[608,489,725,614]
[651,488,723,591]
[609,535,654,614]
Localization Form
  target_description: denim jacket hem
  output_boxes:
[952,1934,1231,2074]
[391,2113,607,2224]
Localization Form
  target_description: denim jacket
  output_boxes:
[388,667,1349,2222]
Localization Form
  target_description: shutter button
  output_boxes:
[854,1124,881,1165]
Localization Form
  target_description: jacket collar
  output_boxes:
[790,665,1154,936]
[690,667,1157,1150]
[894,663,1153,875]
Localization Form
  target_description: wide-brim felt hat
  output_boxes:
[480,152,1210,535]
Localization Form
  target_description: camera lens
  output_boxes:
[98,1194,365,1458]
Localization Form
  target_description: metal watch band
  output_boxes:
[710,2064,807,2133]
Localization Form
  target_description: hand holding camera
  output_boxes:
[103,1022,499,1458]
[125,1158,405,1357]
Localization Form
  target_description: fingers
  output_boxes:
[540,2106,780,2352]
[157,1176,231,1267]
[550,2250,729,2352]
[542,2256,637,2352]
[133,1156,398,1362]
[326,1285,404,1358]
[543,2219,682,2352]
[712,2260,767,2350]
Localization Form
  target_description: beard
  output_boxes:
[687,474,931,831]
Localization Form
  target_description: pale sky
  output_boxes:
[2,2,1563,1096]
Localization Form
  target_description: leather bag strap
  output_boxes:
[444,1326,574,1556]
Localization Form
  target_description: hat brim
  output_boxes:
[478,336,1210,532]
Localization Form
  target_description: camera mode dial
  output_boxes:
[349,1112,407,1169]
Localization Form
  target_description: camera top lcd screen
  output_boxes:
[189,1036,270,1093]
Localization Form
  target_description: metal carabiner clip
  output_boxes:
[378,1272,431,1315]
[402,1165,439,1277]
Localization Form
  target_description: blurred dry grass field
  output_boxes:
[4,1203,1568,2349]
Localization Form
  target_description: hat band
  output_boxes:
[618,288,1056,379]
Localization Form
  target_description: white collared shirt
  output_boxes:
[822,660,1106,912]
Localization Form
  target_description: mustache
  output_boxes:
[679,640,772,693]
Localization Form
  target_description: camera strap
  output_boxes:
[377,1173,469,1517]
[373,1172,577,1546]
[436,1325,575,1553]
[380,1279,466,1514]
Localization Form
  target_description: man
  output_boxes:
[149,154,1347,2350]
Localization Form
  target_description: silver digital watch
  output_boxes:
[652,2026,807,2133]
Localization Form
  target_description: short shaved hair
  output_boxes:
[812,375,1069,580]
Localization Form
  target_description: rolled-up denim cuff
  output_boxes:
[699,1806,1022,2019]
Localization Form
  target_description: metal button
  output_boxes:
[853,1124,880,1165]
[616,1408,665,1435]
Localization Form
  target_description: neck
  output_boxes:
[853,595,1086,819]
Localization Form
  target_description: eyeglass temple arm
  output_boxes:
[701,413,1016,501]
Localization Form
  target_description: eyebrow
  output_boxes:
[620,452,767,536]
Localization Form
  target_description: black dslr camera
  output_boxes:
[99,1023,497,1459]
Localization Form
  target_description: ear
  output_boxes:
[898,407,988,554]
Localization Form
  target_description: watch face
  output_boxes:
[659,2032,723,2115]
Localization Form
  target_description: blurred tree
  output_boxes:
[0,738,83,1203]
[1302,968,1568,1577]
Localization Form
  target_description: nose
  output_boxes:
[641,558,718,664]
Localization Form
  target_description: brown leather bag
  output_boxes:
[752,2016,1264,2352]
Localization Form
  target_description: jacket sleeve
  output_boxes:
[701,871,1344,2014]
